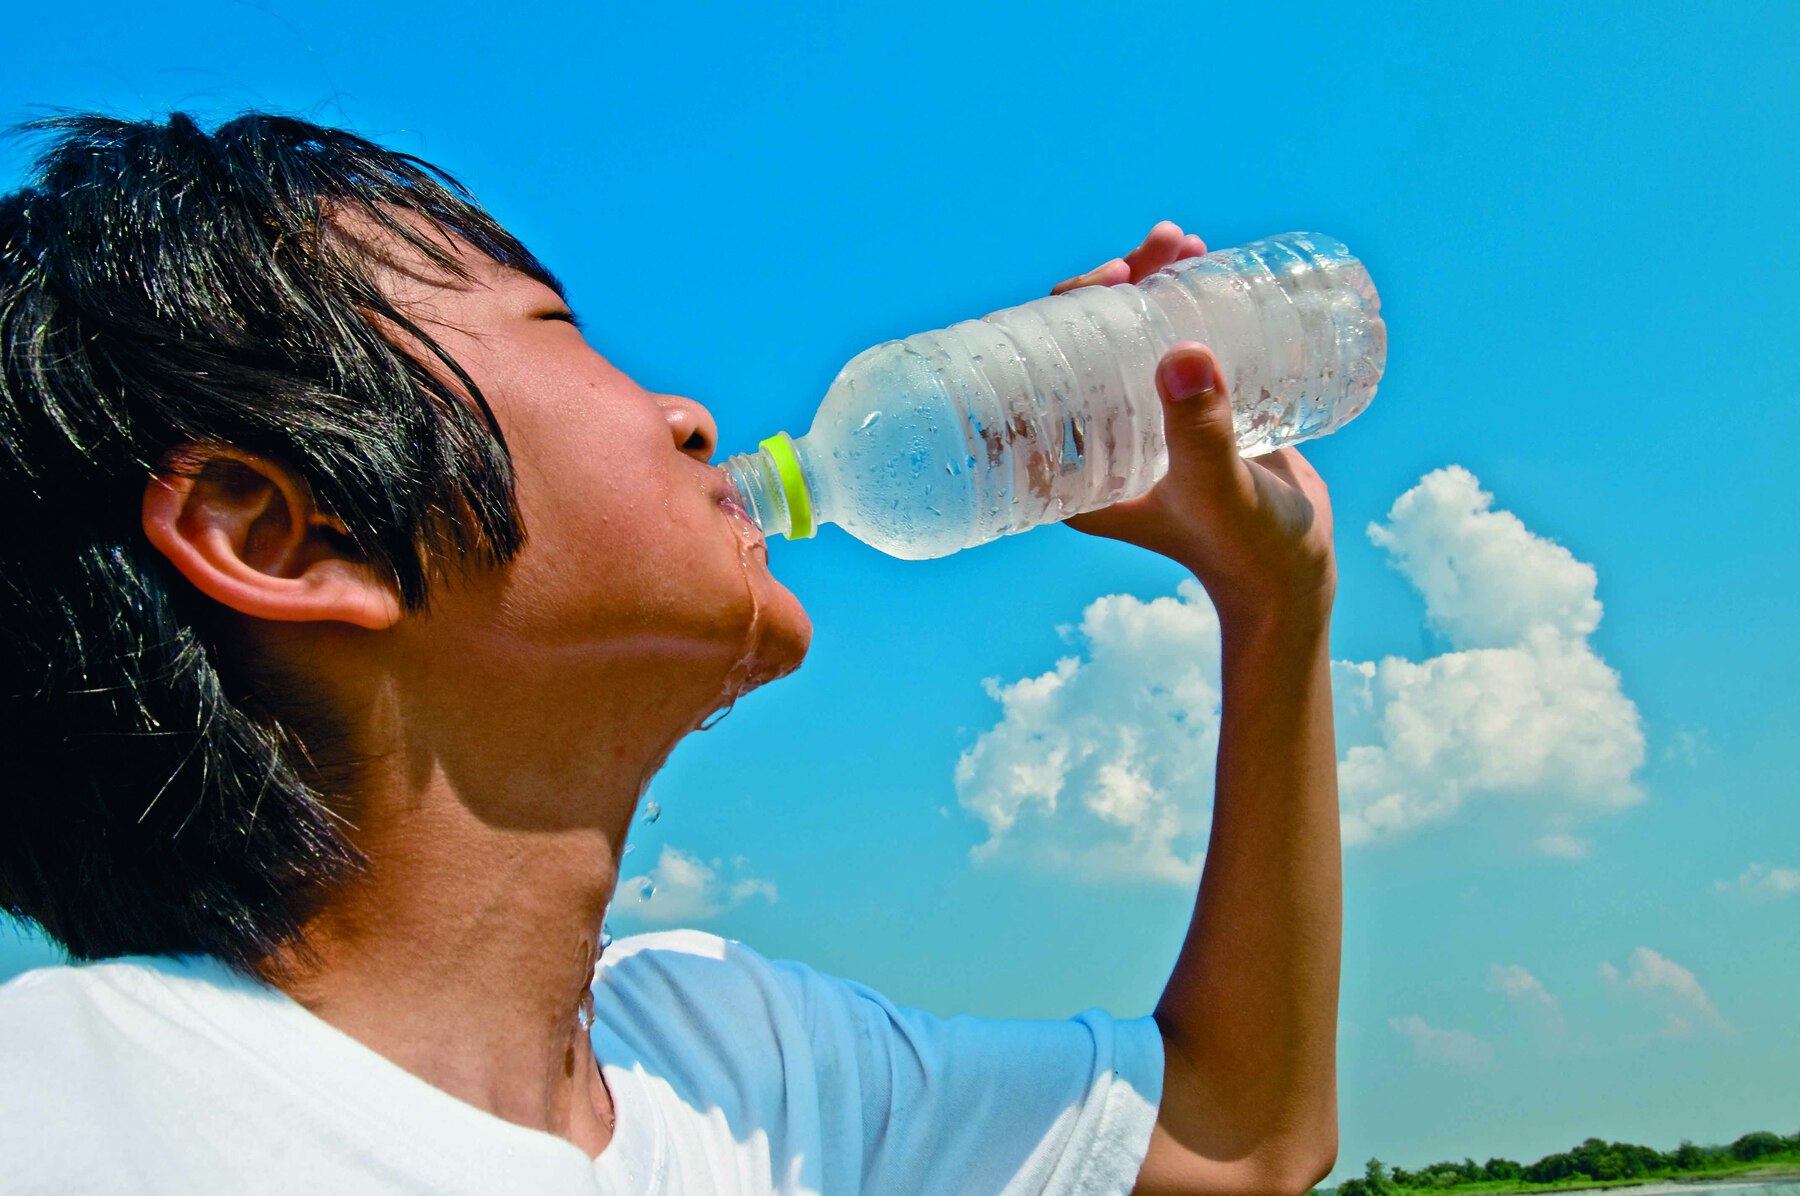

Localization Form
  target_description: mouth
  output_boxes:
[712,479,767,545]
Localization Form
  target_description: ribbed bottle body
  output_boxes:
[792,232,1384,560]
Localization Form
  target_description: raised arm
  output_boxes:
[1057,225,1343,1196]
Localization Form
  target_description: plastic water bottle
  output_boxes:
[724,231,1385,560]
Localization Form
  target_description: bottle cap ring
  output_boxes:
[758,432,814,539]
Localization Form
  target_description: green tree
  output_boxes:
[1407,1161,1461,1189]
[1483,1157,1522,1181]
[1342,1158,1398,1196]
[1614,1142,1664,1176]
[1731,1131,1787,1161]
[1523,1150,1579,1183]
[1673,1140,1706,1171]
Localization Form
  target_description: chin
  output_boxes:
[750,582,812,683]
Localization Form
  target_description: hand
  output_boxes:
[1049,219,1208,294]
[1053,225,1337,628]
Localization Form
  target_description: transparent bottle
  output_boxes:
[725,231,1385,560]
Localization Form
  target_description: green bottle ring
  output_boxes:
[759,432,814,540]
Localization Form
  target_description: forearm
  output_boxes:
[1153,601,1342,1180]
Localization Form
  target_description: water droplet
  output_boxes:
[857,410,881,432]
[638,879,656,902]
[641,799,661,825]
[600,923,614,949]
[622,843,635,857]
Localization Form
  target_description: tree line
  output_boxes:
[1334,1128,1800,1193]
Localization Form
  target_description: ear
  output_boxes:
[142,447,404,631]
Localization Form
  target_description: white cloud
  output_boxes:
[1534,833,1591,860]
[1339,467,1644,848]
[954,466,1646,879]
[1389,1015,1494,1068]
[1364,466,1602,648]
[954,583,1221,884]
[1489,964,1565,1038]
[1716,863,1800,899]
[1489,964,1558,1013]
[1661,727,1711,765]
[614,847,778,927]
[1599,947,1729,1038]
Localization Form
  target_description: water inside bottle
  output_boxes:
[758,232,1380,560]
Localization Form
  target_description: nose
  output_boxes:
[660,395,718,463]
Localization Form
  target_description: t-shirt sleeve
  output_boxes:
[768,958,1164,1196]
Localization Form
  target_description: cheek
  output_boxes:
[496,376,669,555]
[475,348,759,645]
[505,439,749,637]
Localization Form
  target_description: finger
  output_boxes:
[1246,446,1297,476]
[1155,343,1247,494]
[1177,233,1207,259]
[1063,493,1156,540]
[1123,220,1186,283]
[1051,257,1130,295]
[1256,445,1325,493]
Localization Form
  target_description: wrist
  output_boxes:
[1202,573,1337,643]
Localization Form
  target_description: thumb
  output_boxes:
[1155,343,1240,484]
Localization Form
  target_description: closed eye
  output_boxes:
[539,309,584,330]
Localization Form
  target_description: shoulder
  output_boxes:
[0,955,232,1076]
[0,958,203,1187]
[0,957,143,1052]
[595,929,801,1025]
[592,929,913,1107]
[596,929,875,1030]
[592,930,897,1091]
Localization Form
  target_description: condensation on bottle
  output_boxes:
[726,231,1385,560]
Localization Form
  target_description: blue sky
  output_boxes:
[4,0,1795,1183]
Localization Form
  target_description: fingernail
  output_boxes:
[1163,352,1216,400]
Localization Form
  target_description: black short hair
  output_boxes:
[0,111,554,972]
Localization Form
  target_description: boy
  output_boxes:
[0,112,1341,1194]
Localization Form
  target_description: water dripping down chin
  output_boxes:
[696,525,769,733]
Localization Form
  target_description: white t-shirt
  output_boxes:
[0,929,1162,1195]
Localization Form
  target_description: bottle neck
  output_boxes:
[723,433,816,540]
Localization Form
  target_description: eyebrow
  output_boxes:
[527,262,569,303]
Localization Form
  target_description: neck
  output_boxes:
[256,650,733,1159]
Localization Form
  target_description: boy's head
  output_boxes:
[0,112,806,973]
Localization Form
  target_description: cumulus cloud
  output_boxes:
[954,466,1646,879]
[1363,466,1601,648]
[1489,963,1565,1036]
[1337,467,1644,847]
[1490,964,1558,1012]
[1716,863,1800,899]
[1599,947,1729,1038]
[1389,1015,1494,1068]
[614,846,778,927]
[954,582,1221,883]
